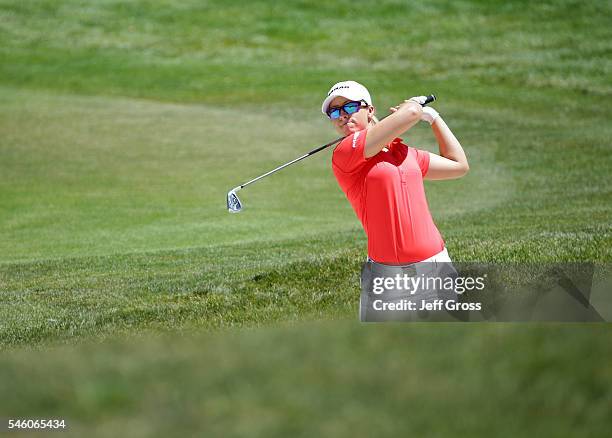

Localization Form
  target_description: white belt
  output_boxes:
[367,247,451,265]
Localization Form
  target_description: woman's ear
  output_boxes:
[368,105,376,122]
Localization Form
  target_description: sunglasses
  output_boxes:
[327,100,368,120]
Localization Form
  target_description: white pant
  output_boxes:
[420,247,452,263]
[368,247,452,265]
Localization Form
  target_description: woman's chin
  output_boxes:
[336,124,360,136]
[344,124,359,135]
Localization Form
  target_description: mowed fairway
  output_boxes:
[0,0,611,435]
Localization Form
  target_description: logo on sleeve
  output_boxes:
[352,131,360,148]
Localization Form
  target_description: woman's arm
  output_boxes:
[364,99,422,158]
[425,115,469,180]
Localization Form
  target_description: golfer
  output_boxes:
[321,81,469,320]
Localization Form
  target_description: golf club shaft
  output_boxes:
[237,136,345,190]
[236,94,436,190]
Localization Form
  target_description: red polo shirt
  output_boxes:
[332,129,444,264]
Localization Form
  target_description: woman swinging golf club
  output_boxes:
[322,81,469,321]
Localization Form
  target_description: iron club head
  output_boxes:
[227,187,243,213]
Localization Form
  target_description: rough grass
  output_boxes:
[1,323,611,437]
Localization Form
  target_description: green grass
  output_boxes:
[0,0,611,435]
[1,323,611,437]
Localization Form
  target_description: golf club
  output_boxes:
[227,94,436,213]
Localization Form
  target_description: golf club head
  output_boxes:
[227,188,243,213]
